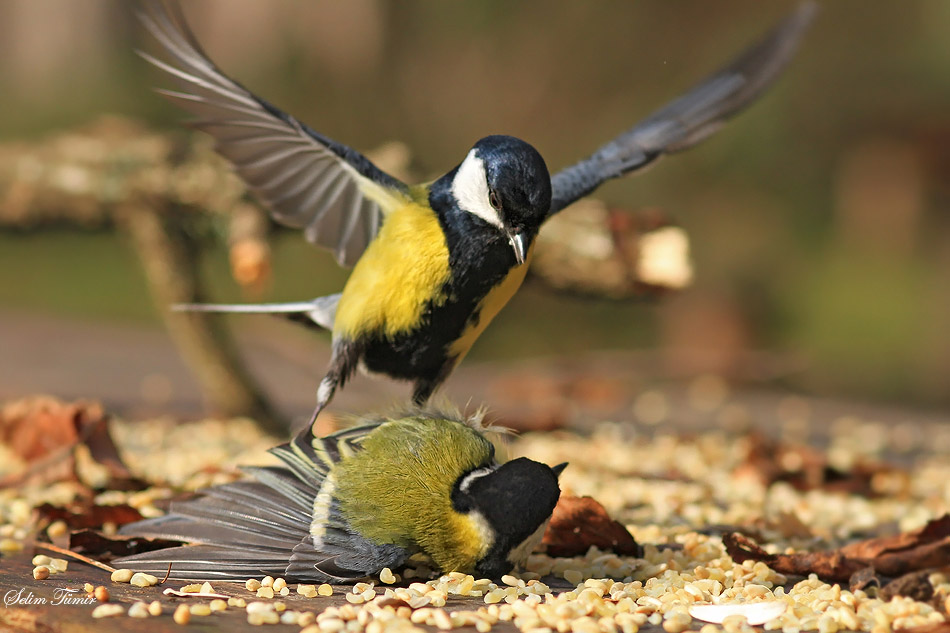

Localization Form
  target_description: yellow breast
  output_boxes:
[334,202,451,339]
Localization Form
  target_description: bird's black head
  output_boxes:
[451,457,564,579]
[433,135,552,266]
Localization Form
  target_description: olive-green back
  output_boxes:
[334,417,494,571]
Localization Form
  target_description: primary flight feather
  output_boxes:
[139,1,815,421]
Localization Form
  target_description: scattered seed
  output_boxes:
[173,604,191,625]
[92,604,124,619]
[46,520,68,539]
[563,569,585,585]
[32,566,50,580]
[280,610,299,625]
[110,568,133,583]
[94,585,110,602]
[48,558,68,572]
[248,610,280,625]
[190,603,212,616]
[130,572,159,587]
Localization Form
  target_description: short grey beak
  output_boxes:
[507,230,525,265]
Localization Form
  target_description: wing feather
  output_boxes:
[115,420,404,581]
[548,2,816,215]
[138,0,409,266]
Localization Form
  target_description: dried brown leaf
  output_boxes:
[36,502,143,531]
[0,396,143,490]
[725,515,950,591]
[723,532,867,582]
[69,529,183,560]
[841,515,950,559]
[880,570,935,603]
[849,566,882,593]
[542,495,640,557]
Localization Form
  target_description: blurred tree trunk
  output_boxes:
[115,201,285,435]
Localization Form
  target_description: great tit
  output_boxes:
[139,2,815,420]
[114,410,565,581]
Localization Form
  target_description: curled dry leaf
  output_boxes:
[69,529,183,560]
[542,495,640,557]
[724,532,867,582]
[0,396,143,490]
[878,570,935,603]
[36,502,143,532]
[688,601,787,625]
[840,515,950,560]
[724,514,950,590]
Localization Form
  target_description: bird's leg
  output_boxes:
[310,338,364,428]
[308,377,336,426]
[411,363,453,407]
[411,382,435,407]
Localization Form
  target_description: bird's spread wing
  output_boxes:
[138,1,410,266]
[548,2,817,215]
[114,421,407,582]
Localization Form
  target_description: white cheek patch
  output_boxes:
[458,466,494,493]
[468,509,496,553]
[452,150,503,229]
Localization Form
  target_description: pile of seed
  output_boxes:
[2,405,949,632]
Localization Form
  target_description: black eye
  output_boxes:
[488,190,502,211]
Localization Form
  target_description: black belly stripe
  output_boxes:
[361,229,516,382]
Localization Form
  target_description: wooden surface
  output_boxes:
[0,552,582,633]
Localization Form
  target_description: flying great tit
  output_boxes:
[114,411,565,581]
[139,2,815,421]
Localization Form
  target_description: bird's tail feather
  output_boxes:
[172,293,340,331]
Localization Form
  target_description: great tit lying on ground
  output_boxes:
[139,2,815,421]
[115,411,564,581]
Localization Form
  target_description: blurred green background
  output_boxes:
[1,0,948,412]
